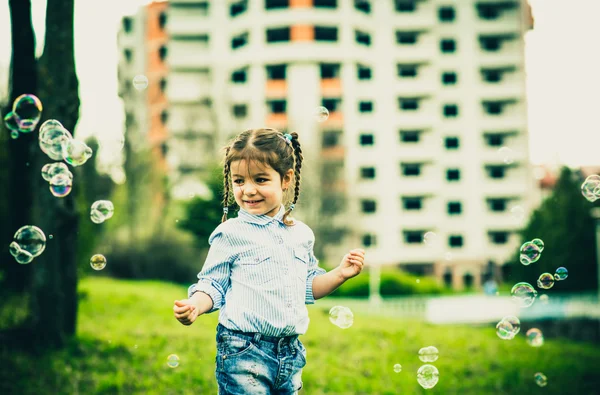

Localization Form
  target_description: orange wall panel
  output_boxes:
[291,0,312,8]
[291,25,314,42]
[265,80,288,98]
[321,78,342,96]
[266,113,288,128]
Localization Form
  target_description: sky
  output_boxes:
[0,0,598,168]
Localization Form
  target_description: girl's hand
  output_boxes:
[338,249,366,280]
[173,299,199,326]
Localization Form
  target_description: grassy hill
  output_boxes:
[1,277,599,394]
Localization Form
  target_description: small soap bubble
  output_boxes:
[62,139,93,166]
[49,173,73,198]
[9,242,34,264]
[167,354,180,368]
[511,282,537,308]
[133,74,149,91]
[329,306,354,329]
[534,372,548,387]
[519,241,541,265]
[49,234,53,240]
[531,238,544,252]
[554,267,568,281]
[39,123,73,161]
[498,146,515,164]
[539,294,549,304]
[10,130,19,139]
[526,328,544,347]
[90,254,107,270]
[581,175,600,202]
[90,200,115,224]
[314,106,329,122]
[13,225,47,259]
[12,94,43,131]
[537,273,554,289]
[496,315,520,340]
[417,364,439,389]
[393,363,402,373]
[3,111,20,131]
[423,231,438,247]
[418,346,439,363]
[41,162,70,182]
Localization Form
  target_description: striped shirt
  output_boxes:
[188,204,327,336]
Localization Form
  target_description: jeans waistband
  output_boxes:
[218,323,298,345]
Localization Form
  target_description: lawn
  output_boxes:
[1,277,599,394]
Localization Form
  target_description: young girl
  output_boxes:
[173,128,365,394]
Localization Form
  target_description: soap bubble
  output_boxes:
[511,282,537,308]
[9,242,34,264]
[526,328,544,347]
[418,346,439,363]
[498,146,515,164]
[417,364,439,389]
[49,173,73,198]
[167,354,180,368]
[539,294,549,304]
[496,315,520,340]
[554,267,568,281]
[62,139,93,166]
[90,200,115,224]
[329,306,354,329]
[13,225,47,258]
[534,372,548,387]
[519,241,541,265]
[423,231,438,247]
[537,273,554,289]
[581,175,600,202]
[531,238,544,252]
[41,162,71,182]
[3,111,20,131]
[39,123,73,161]
[314,106,329,122]
[90,254,107,270]
[133,74,149,91]
[393,363,402,373]
[12,94,43,131]
[10,130,19,139]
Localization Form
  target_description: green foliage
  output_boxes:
[331,269,447,298]
[507,167,599,292]
[1,277,599,394]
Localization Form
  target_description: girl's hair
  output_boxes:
[221,128,303,226]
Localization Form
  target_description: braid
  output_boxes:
[221,146,231,223]
[283,132,303,226]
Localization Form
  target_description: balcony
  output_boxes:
[265,79,287,98]
[167,6,211,37]
[392,1,436,30]
[167,41,210,70]
[167,72,211,103]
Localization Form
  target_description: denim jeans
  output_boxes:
[215,323,307,394]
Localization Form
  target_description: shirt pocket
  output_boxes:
[293,247,309,282]
[236,248,278,285]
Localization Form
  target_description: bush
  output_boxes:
[330,269,446,298]
[99,231,204,285]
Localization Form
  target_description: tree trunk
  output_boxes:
[29,0,80,349]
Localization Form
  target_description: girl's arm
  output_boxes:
[190,291,214,315]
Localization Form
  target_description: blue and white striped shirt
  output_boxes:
[188,204,327,336]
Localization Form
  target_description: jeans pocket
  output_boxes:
[218,334,255,359]
[295,339,307,367]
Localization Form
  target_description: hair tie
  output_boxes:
[223,207,229,214]
[283,133,292,143]
[288,203,295,211]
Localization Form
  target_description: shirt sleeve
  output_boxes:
[305,230,327,305]
[187,227,234,314]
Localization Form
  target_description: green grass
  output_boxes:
[1,277,599,394]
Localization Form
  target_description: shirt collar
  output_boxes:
[238,204,286,225]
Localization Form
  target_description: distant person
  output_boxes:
[483,277,498,295]
[173,128,366,394]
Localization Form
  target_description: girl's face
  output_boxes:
[230,160,293,217]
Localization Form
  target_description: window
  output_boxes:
[158,11,167,29]
[360,134,374,146]
[355,0,370,13]
[362,234,376,247]
[402,163,421,176]
[403,197,422,210]
[265,0,289,9]
[266,64,286,80]
[320,63,341,79]
[400,130,420,143]
[360,167,376,179]
[359,101,373,113]
[231,32,249,49]
[445,137,459,149]
[395,0,416,12]
[477,4,501,20]
[315,26,338,42]
[442,72,457,85]
[397,64,418,78]
[124,49,132,63]
[488,199,507,212]
[488,166,506,179]
[159,78,167,93]
[355,30,371,46]
[399,98,419,111]
[232,104,247,118]
[322,98,342,112]
[322,130,341,147]
[404,231,424,244]
[448,201,462,215]
[484,102,503,115]
[361,200,377,213]
[440,39,456,53]
[267,99,286,113]
[449,235,463,248]
[158,46,167,61]
[314,0,337,7]
[230,0,248,17]
[446,169,460,181]
[357,64,371,80]
[266,27,290,43]
[489,231,509,244]
[486,134,504,147]
[396,31,418,44]
[232,68,247,83]
[123,17,133,33]
[480,37,501,51]
[482,70,502,83]
[160,110,169,124]
[438,6,455,22]
[443,104,458,117]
